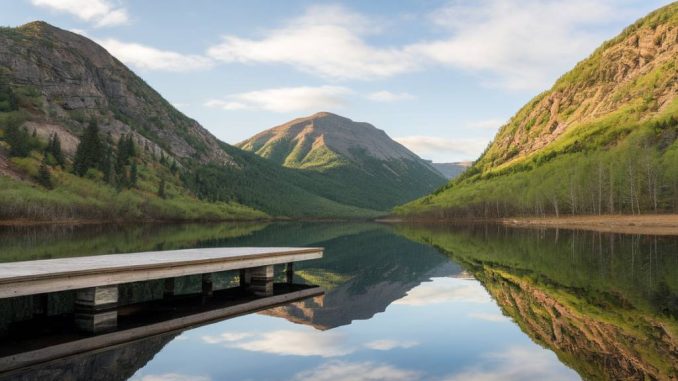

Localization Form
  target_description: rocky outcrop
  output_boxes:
[0,21,231,165]
[478,4,678,170]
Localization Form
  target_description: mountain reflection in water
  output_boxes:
[0,222,675,380]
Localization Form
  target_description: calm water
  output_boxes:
[0,222,677,381]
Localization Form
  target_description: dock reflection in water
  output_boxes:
[0,222,676,380]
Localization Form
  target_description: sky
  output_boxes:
[0,0,672,162]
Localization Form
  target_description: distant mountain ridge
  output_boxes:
[238,112,446,211]
[431,161,472,179]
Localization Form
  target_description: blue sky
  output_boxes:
[1,0,672,161]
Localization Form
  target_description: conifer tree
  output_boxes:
[47,133,65,168]
[5,124,31,157]
[130,161,138,188]
[101,134,115,184]
[73,119,102,176]
[158,178,166,199]
[37,152,52,189]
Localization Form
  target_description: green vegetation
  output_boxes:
[397,3,678,218]
[1,23,419,220]
[397,224,678,380]
[237,113,447,212]
[184,144,384,218]
[397,105,678,218]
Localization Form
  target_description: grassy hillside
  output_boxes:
[0,137,266,222]
[183,143,384,218]
[397,4,678,218]
[238,112,447,211]
[0,22,389,220]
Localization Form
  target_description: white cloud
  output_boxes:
[200,332,253,344]
[30,0,129,27]
[97,38,215,71]
[466,118,505,131]
[442,346,580,381]
[408,0,621,90]
[202,329,353,358]
[468,312,509,323]
[133,374,210,381]
[367,91,415,102]
[364,340,419,351]
[394,278,491,306]
[204,86,351,113]
[293,361,421,381]
[206,5,418,80]
[204,1,629,89]
[395,136,489,162]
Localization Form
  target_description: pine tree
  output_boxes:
[101,134,114,184]
[37,152,52,189]
[73,119,102,176]
[0,84,17,112]
[129,161,138,188]
[5,124,31,157]
[127,135,136,158]
[47,133,65,168]
[157,178,166,199]
[170,160,178,174]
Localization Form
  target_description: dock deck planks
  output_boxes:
[0,247,323,298]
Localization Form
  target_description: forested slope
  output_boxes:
[397,3,678,218]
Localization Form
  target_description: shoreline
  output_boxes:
[384,214,678,235]
[0,215,381,227]
[4,214,678,235]
[501,215,678,235]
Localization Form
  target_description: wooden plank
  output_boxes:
[0,287,324,374]
[0,247,323,298]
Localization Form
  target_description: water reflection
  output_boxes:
[397,224,678,381]
[0,222,676,380]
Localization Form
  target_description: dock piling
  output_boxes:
[74,285,118,333]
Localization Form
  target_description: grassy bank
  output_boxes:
[0,154,267,222]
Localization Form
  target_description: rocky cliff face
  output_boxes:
[0,21,230,165]
[477,3,677,171]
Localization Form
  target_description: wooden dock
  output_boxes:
[0,284,324,376]
[0,247,323,298]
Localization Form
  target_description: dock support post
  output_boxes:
[285,262,294,284]
[74,285,118,333]
[202,273,213,297]
[241,265,274,296]
[32,293,48,317]
[163,278,175,299]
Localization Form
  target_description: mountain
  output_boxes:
[0,22,393,221]
[430,161,472,179]
[237,112,446,211]
[397,3,678,218]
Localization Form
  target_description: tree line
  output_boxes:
[407,124,678,218]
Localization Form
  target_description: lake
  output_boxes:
[0,222,676,380]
